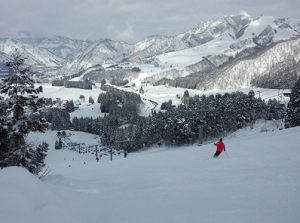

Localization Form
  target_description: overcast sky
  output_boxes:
[1,0,299,43]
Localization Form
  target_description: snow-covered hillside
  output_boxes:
[58,12,300,83]
[1,120,300,223]
[0,32,92,75]
[0,38,64,67]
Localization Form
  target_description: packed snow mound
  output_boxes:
[0,167,76,223]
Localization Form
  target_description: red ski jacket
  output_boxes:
[214,141,225,152]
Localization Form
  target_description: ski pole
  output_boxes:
[224,151,229,158]
[208,144,214,154]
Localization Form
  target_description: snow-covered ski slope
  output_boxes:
[1,120,300,223]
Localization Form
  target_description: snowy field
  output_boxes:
[1,120,300,223]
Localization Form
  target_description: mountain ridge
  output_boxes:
[57,11,255,76]
[1,11,300,90]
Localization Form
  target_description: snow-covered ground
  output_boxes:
[39,83,289,118]
[1,120,300,223]
[1,83,293,223]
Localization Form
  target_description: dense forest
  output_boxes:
[45,84,289,152]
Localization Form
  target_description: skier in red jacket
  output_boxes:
[214,138,225,157]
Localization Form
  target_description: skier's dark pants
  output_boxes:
[214,151,221,157]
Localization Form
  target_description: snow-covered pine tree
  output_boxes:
[50,107,71,130]
[30,141,49,174]
[89,96,94,104]
[139,86,144,94]
[0,96,9,161]
[286,78,300,127]
[183,90,190,105]
[55,140,60,150]
[66,100,75,112]
[0,49,49,174]
[58,138,63,149]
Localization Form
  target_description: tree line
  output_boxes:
[45,82,300,152]
[66,88,288,152]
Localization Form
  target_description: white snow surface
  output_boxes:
[1,120,300,223]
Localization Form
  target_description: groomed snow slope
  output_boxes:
[1,120,300,223]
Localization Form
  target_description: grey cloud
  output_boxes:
[1,0,299,43]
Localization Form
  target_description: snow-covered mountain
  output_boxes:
[35,35,92,60]
[194,36,300,90]
[140,15,300,89]
[144,35,300,90]
[0,32,92,70]
[57,12,300,90]
[1,11,300,90]
[57,11,254,76]
[0,37,63,67]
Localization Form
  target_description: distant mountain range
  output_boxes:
[0,32,91,67]
[1,11,300,90]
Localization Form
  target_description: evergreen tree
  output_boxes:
[0,96,9,161]
[89,96,94,104]
[0,50,48,174]
[58,138,63,149]
[286,78,300,127]
[50,108,71,130]
[30,142,49,174]
[66,100,75,112]
[72,116,79,131]
[183,90,190,105]
[55,140,60,150]
[139,86,144,94]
